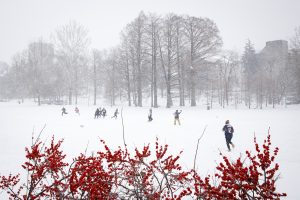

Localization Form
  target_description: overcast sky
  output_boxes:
[0,0,299,63]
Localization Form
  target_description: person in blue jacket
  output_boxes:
[222,120,235,151]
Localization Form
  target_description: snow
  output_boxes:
[0,101,299,199]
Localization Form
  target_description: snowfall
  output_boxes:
[0,100,300,199]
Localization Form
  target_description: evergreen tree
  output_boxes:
[242,39,258,108]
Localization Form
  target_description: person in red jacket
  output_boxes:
[75,107,80,115]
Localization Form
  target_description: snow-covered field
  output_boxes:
[0,101,300,199]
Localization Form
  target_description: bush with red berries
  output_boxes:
[192,132,287,199]
[0,132,286,199]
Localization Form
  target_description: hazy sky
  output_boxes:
[0,0,299,63]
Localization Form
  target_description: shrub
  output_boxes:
[0,133,286,199]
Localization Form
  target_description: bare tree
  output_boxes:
[290,26,300,49]
[27,39,55,106]
[0,61,10,99]
[145,13,160,108]
[53,21,90,105]
[120,34,132,106]
[183,16,222,106]
[10,51,28,102]
[174,15,186,106]
[92,50,102,105]
[158,14,179,108]
[217,51,239,107]
[1,12,233,107]
[125,12,147,107]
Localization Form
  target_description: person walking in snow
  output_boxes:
[148,108,153,122]
[75,107,80,115]
[61,107,68,116]
[222,120,235,152]
[174,110,182,125]
[111,108,119,119]
[98,107,103,117]
[94,108,100,119]
[101,108,107,118]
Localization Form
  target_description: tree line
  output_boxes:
[0,12,299,108]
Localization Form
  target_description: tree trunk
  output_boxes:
[166,36,173,108]
[190,40,196,107]
[38,94,41,106]
[137,26,143,107]
[93,52,97,105]
[75,69,78,105]
[176,22,184,107]
[153,25,158,108]
[111,62,116,106]
[68,88,72,105]
[166,80,173,108]
[153,57,158,108]
[125,52,131,106]
[190,67,196,106]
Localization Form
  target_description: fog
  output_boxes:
[0,0,300,62]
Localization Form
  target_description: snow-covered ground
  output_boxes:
[0,101,299,199]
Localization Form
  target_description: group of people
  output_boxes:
[94,107,107,118]
[62,107,182,125]
[94,107,119,119]
[149,109,235,152]
[62,106,235,152]
[62,106,119,119]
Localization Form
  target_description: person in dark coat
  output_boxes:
[148,108,153,122]
[98,107,103,117]
[222,120,235,151]
[174,110,182,125]
[111,108,119,119]
[62,107,68,116]
[94,108,100,119]
[101,108,107,118]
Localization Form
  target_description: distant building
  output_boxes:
[262,40,288,55]
[288,48,300,103]
[258,40,289,73]
[256,40,290,106]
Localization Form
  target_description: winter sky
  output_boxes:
[0,0,299,63]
